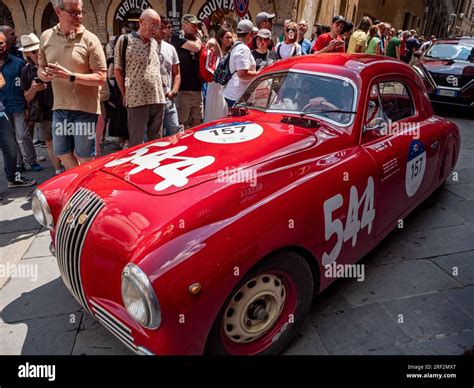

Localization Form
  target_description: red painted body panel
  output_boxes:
[38,54,460,355]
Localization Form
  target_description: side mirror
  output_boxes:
[364,117,387,134]
[413,50,422,59]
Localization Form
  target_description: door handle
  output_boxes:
[431,141,439,149]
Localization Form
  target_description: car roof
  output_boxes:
[434,38,474,44]
[265,53,408,81]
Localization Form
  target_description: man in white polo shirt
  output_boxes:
[223,20,259,108]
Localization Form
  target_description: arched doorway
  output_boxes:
[0,1,14,28]
[192,0,260,37]
[106,0,165,37]
[41,3,59,32]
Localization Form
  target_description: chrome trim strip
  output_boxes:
[89,300,132,335]
[96,316,138,352]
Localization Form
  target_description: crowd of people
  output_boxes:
[0,0,438,196]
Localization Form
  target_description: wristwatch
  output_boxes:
[69,73,76,83]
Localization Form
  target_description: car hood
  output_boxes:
[100,113,317,196]
[419,58,474,76]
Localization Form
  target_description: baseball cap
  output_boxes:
[256,29,272,39]
[256,12,276,26]
[182,14,199,24]
[237,20,258,34]
[332,15,345,24]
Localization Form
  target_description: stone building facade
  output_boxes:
[0,0,471,46]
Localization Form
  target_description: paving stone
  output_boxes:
[72,314,133,355]
[442,286,474,320]
[446,183,474,201]
[400,330,474,355]
[0,257,80,323]
[403,204,466,232]
[23,235,53,259]
[0,313,79,355]
[382,293,473,341]
[0,231,37,289]
[0,199,40,234]
[432,251,474,286]
[311,303,411,354]
[338,260,459,307]
[284,319,329,355]
[369,223,474,265]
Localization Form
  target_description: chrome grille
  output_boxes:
[90,300,137,352]
[429,73,473,89]
[56,188,104,315]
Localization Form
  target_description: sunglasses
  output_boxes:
[29,50,38,54]
[61,8,83,17]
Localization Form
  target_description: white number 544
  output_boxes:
[322,176,375,266]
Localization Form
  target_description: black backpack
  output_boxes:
[213,41,243,86]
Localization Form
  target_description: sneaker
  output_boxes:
[33,140,46,147]
[8,177,36,188]
[16,166,26,174]
[37,156,46,162]
[30,163,43,172]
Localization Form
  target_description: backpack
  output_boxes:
[199,45,219,83]
[213,41,243,86]
[276,43,298,59]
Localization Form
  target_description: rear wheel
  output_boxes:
[205,251,313,355]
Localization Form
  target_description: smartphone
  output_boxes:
[33,77,44,84]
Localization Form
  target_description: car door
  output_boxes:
[361,78,434,238]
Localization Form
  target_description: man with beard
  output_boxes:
[171,14,203,129]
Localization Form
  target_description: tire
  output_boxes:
[205,251,314,355]
[422,181,446,209]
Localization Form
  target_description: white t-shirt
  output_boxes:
[223,42,256,101]
[276,42,302,59]
[157,40,180,94]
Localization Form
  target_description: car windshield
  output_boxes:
[425,42,474,61]
[236,71,356,125]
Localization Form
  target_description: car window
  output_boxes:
[238,71,356,125]
[378,81,415,122]
[366,85,384,123]
[425,42,474,61]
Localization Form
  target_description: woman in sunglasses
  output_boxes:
[275,22,302,59]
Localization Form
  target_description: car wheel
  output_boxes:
[205,251,314,355]
[423,181,446,209]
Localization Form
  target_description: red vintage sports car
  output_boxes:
[33,54,460,355]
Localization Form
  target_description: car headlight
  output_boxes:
[121,263,161,329]
[32,189,54,230]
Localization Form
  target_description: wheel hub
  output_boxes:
[223,273,286,344]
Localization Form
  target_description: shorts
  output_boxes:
[52,109,98,158]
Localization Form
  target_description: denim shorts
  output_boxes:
[52,109,98,158]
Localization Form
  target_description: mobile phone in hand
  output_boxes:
[33,77,44,84]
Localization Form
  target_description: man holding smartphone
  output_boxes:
[312,15,346,54]
[20,33,63,175]
[38,0,107,171]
